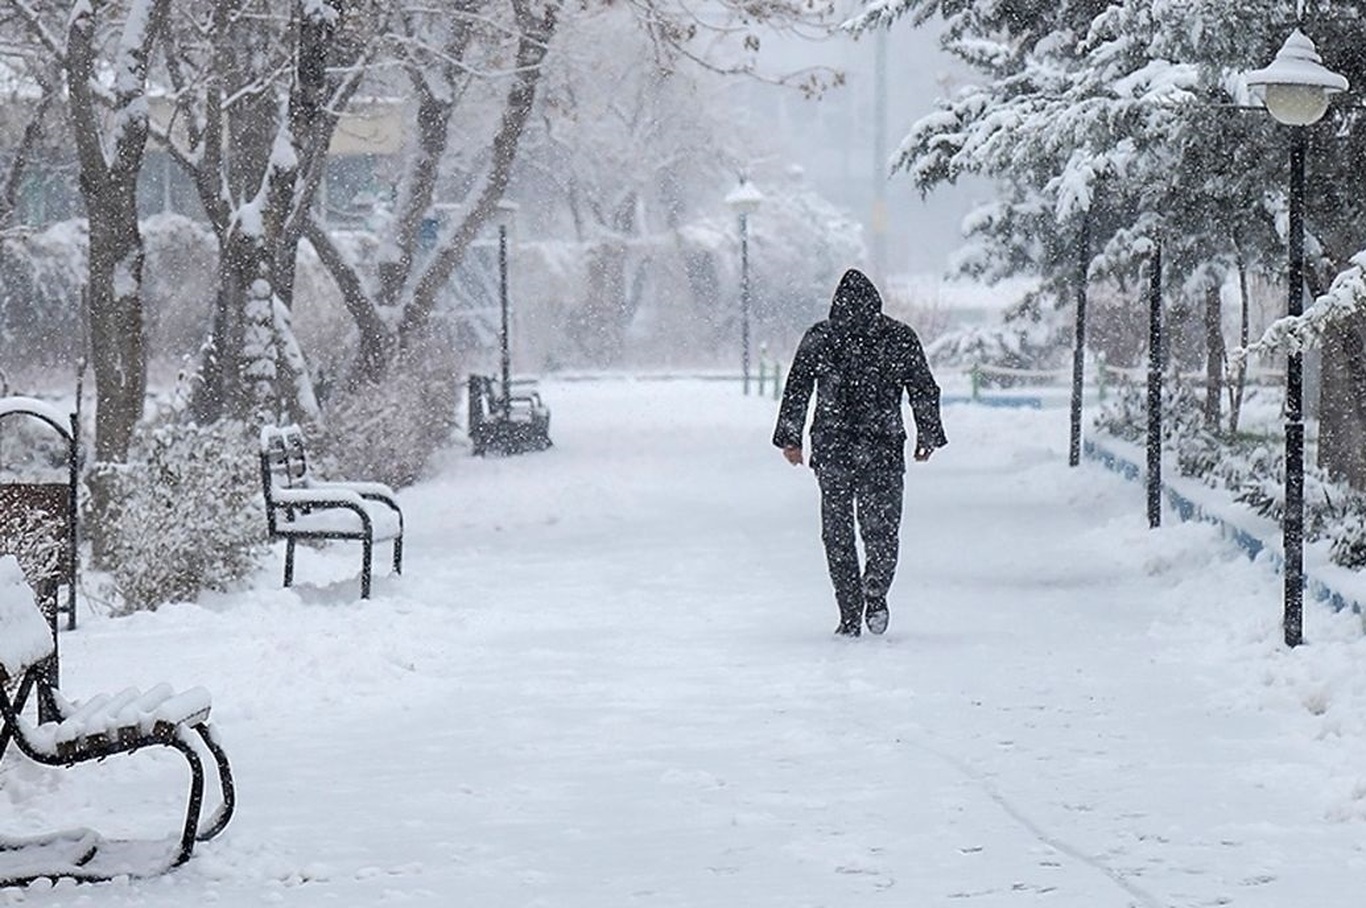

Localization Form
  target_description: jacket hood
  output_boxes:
[829,269,882,326]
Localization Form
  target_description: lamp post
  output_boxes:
[726,179,764,395]
[1147,243,1163,530]
[493,199,519,420]
[1246,29,1348,648]
[1068,209,1090,467]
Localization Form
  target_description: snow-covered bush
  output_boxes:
[927,290,1072,382]
[0,510,64,597]
[1092,375,1203,445]
[316,338,461,489]
[102,420,265,612]
[1094,381,1366,570]
[1329,512,1366,570]
[0,220,87,370]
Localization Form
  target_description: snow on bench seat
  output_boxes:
[271,488,403,539]
[21,684,213,760]
[2,555,213,761]
[0,828,101,883]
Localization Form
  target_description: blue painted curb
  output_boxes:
[942,394,1044,409]
[1084,437,1362,616]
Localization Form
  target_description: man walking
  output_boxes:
[773,268,947,637]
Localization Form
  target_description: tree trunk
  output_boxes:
[186,0,354,423]
[85,202,148,464]
[1228,253,1250,434]
[59,0,170,563]
[1318,310,1366,488]
[195,231,256,422]
[1202,281,1224,431]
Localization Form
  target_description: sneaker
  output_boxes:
[835,621,861,638]
[865,596,889,635]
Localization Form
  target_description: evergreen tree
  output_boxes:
[856,0,1366,483]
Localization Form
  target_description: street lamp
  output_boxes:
[1068,209,1090,468]
[726,179,764,395]
[1246,29,1348,648]
[493,199,519,420]
[1146,242,1163,530]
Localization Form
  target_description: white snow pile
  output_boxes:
[0,556,52,679]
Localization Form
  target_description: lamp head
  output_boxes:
[1246,29,1348,126]
[725,179,764,216]
[492,199,519,232]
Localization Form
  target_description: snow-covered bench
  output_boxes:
[467,373,552,456]
[259,424,404,599]
[0,557,234,885]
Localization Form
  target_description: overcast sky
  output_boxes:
[745,13,990,280]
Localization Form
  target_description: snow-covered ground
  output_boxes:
[4,376,1366,906]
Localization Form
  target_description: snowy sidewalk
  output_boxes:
[5,377,1366,906]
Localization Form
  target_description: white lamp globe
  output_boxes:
[1246,30,1348,127]
[1264,83,1331,126]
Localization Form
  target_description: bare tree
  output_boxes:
[3,0,171,562]
[6,0,168,463]
[303,0,835,384]
[301,0,558,385]
[154,0,371,423]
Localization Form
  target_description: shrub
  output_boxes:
[0,509,64,596]
[316,340,461,489]
[103,419,265,612]
[1095,379,1366,571]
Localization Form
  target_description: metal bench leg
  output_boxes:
[283,539,296,588]
[167,737,207,869]
[393,537,403,576]
[192,724,236,842]
[361,537,373,599]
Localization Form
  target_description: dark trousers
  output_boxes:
[815,463,904,627]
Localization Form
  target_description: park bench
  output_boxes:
[259,424,403,599]
[0,557,235,885]
[467,373,552,456]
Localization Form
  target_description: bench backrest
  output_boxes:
[260,425,310,493]
[0,555,54,683]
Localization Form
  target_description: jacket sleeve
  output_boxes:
[903,330,948,449]
[772,327,820,449]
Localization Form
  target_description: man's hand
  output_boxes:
[782,445,805,466]
[913,444,934,463]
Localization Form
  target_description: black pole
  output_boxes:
[1284,129,1307,648]
[1146,244,1163,529]
[740,212,752,396]
[1068,210,1090,467]
[499,223,511,421]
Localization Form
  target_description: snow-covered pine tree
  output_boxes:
[853,0,1366,468]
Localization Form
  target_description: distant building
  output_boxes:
[0,84,406,228]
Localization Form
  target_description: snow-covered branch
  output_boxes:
[1234,250,1366,364]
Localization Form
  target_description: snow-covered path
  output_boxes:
[5,378,1366,906]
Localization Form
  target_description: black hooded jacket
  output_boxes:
[772,269,947,471]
